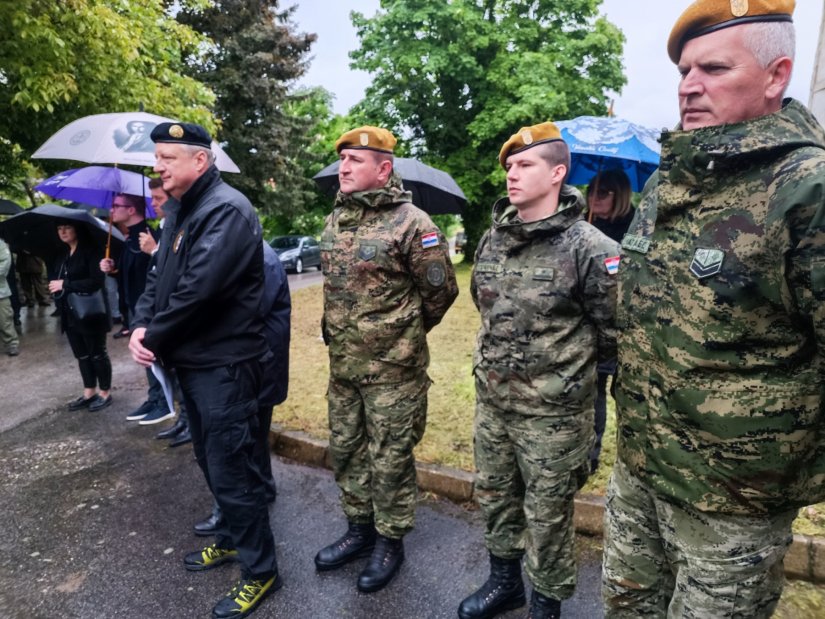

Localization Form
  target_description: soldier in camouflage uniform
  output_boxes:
[603,2,825,617]
[313,126,458,594]
[458,122,619,619]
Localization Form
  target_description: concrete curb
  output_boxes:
[270,426,824,583]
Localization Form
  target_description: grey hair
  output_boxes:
[741,21,795,68]
[183,144,216,165]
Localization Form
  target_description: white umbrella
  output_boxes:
[31,112,241,173]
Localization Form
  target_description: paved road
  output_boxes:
[0,307,604,618]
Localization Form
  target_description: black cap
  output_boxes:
[150,122,212,148]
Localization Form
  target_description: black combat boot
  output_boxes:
[314,520,377,571]
[356,534,404,593]
[457,552,526,619]
[526,590,561,619]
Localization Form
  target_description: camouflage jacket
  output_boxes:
[321,172,458,383]
[472,187,620,416]
[617,99,825,515]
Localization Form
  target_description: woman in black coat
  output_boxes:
[48,222,113,412]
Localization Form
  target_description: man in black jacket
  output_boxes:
[129,122,279,619]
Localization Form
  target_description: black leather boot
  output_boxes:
[193,503,225,537]
[156,418,186,440]
[457,553,526,619]
[356,534,404,593]
[526,590,561,619]
[314,520,376,571]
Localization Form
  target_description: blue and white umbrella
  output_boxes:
[555,116,662,192]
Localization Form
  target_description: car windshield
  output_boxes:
[271,237,300,250]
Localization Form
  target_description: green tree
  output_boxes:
[350,0,626,257]
[0,0,216,201]
[177,0,318,217]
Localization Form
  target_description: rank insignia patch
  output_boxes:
[690,248,725,279]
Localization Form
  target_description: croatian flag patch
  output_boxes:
[604,256,620,275]
[421,232,439,248]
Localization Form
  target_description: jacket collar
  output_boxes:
[491,185,585,241]
[180,165,221,212]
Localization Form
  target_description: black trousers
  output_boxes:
[66,327,112,390]
[177,359,277,579]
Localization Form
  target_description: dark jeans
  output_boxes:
[66,327,111,390]
[177,359,277,579]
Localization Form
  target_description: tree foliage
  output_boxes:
[0,0,215,199]
[177,0,318,217]
[350,0,626,257]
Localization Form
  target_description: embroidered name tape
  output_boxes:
[421,232,439,248]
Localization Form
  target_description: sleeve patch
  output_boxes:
[604,256,620,275]
[421,232,439,248]
[426,261,447,287]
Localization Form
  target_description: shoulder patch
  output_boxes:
[421,232,439,249]
[426,261,446,287]
[604,256,620,275]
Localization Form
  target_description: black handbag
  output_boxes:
[67,289,107,322]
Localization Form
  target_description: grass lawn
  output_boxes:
[276,259,825,537]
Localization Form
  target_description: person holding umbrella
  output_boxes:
[48,221,112,411]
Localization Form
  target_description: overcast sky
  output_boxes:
[288,1,823,130]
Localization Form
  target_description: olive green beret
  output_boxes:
[498,121,563,168]
[335,126,397,154]
[668,0,795,63]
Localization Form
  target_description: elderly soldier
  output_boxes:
[603,1,825,617]
[314,126,458,592]
[129,122,278,619]
[459,122,619,619]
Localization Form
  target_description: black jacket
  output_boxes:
[116,220,154,314]
[259,242,291,407]
[54,243,111,335]
[133,166,267,369]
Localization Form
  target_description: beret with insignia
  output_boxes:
[498,121,564,168]
[150,122,213,148]
[668,0,795,64]
[335,126,397,154]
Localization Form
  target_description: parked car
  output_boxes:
[454,231,467,254]
[269,235,321,274]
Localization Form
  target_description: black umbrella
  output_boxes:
[312,157,468,215]
[0,198,24,216]
[0,204,125,265]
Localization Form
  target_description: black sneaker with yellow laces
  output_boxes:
[183,544,239,572]
[212,573,282,619]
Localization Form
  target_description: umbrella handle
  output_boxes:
[106,216,112,260]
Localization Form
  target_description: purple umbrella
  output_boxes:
[34,166,156,218]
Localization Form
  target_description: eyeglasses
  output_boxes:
[111,204,131,209]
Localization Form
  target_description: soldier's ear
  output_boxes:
[550,163,567,185]
[379,160,393,182]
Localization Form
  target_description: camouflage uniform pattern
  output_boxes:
[472,187,619,600]
[604,99,825,615]
[604,460,794,618]
[320,171,458,538]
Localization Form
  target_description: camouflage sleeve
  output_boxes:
[404,210,459,331]
[578,228,620,364]
[470,229,492,311]
[780,153,825,357]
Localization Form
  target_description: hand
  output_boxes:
[139,231,157,255]
[128,327,156,367]
[99,258,115,273]
[48,279,64,294]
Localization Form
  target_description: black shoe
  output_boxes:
[183,543,239,572]
[169,428,192,448]
[156,419,187,440]
[212,573,281,619]
[357,534,404,593]
[458,553,526,619]
[88,394,112,412]
[67,395,96,411]
[126,401,154,421]
[112,328,131,340]
[194,505,225,537]
[314,520,376,572]
[526,590,561,619]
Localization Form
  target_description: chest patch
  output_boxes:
[475,262,503,275]
[173,229,185,254]
[358,244,377,261]
[532,267,555,281]
[690,248,725,279]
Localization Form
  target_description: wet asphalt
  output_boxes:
[0,288,604,619]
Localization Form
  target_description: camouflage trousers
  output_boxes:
[474,395,591,600]
[603,458,796,618]
[327,374,429,539]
